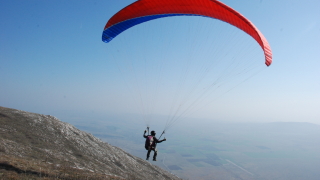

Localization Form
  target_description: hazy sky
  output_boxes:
[1,0,319,126]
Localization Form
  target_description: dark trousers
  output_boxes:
[147,147,157,159]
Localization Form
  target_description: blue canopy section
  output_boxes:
[102,14,200,43]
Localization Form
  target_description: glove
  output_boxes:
[163,138,167,141]
[144,130,147,133]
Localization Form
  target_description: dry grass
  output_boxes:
[0,154,122,180]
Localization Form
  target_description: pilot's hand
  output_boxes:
[163,138,167,141]
[144,130,147,133]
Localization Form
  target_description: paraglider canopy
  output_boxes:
[101,0,273,132]
[102,0,272,66]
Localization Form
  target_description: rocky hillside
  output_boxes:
[0,106,180,180]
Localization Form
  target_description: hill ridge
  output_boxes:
[0,106,180,180]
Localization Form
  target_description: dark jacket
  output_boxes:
[143,132,164,149]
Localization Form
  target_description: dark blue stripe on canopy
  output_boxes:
[102,14,202,43]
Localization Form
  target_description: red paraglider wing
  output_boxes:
[102,0,272,66]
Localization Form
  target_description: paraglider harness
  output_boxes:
[145,135,155,150]
[144,127,165,150]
